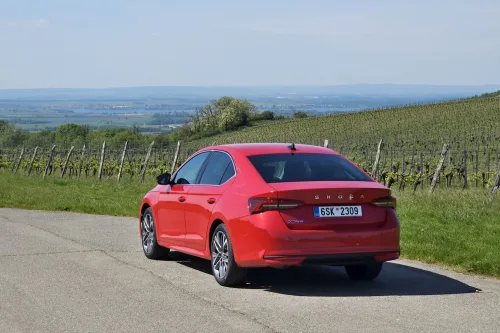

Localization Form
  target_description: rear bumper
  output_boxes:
[228,209,400,268]
[263,252,400,266]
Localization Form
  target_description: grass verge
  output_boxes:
[396,189,500,277]
[0,171,152,217]
[1,171,499,277]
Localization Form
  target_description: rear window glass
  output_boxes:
[247,153,372,183]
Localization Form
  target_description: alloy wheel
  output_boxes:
[211,231,229,279]
[141,212,155,254]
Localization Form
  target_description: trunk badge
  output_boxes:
[315,195,320,200]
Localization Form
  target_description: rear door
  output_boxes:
[184,151,236,251]
[247,152,391,230]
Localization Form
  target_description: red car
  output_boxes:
[139,143,400,286]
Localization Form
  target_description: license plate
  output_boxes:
[313,206,362,218]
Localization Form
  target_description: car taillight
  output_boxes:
[372,196,397,209]
[248,198,304,214]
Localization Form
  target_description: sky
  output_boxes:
[0,0,499,89]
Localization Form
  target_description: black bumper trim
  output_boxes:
[263,252,395,266]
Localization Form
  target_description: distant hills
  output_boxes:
[1,84,500,101]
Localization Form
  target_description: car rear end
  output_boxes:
[228,145,400,268]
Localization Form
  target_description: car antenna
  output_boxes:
[288,143,296,151]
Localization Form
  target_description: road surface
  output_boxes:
[0,208,499,333]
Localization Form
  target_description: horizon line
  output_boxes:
[2,83,500,91]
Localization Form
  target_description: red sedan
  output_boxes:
[139,143,400,286]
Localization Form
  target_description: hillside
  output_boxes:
[186,96,500,153]
[480,90,500,98]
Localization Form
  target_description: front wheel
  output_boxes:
[210,224,247,287]
[345,262,383,281]
[141,207,170,260]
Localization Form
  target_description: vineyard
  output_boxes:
[1,139,499,195]
[1,96,500,194]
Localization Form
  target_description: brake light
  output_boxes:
[248,198,304,214]
[372,196,397,209]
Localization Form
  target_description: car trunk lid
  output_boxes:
[269,181,391,230]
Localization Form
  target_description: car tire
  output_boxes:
[344,262,383,281]
[140,207,170,260]
[210,224,247,287]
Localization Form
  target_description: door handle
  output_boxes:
[178,196,186,202]
[207,198,216,204]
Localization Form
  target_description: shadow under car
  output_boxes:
[165,251,481,297]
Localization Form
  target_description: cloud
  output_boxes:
[4,18,50,28]
[34,19,50,27]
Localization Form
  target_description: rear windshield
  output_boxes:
[247,153,373,183]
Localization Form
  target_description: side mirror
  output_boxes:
[156,172,171,185]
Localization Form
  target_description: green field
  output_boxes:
[1,171,499,278]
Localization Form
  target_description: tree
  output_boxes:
[0,120,10,134]
[293,111,308,119]
[181,96,258,137]
[0,121,28,147]
[55,123,89,147]
[252,110,275,121]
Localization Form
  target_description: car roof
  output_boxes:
[201,143,339,156]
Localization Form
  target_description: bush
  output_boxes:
[293,111,308,119]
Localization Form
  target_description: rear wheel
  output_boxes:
[141,207,170,260]
[210,224,247,287]
[345,262,383,281]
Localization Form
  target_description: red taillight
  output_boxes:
[248,198,304,214]
[372,196,397,209]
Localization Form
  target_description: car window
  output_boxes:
[198,151,233,185]
[219,162,235,184]
[172,152,210,185]
[247,153,372,183]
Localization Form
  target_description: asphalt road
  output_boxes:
[1,208,499,333]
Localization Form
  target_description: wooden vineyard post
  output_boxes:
[371,139,383,180]
[475,150,479,188]
[323,139,329,148]
[61,146,74,178]
[13,146,25,173]
[117,141,128,182]
[78,144,86,178]
[140,141,154,182]
[399,150,406,191]
[487,151,491,180]
[491,159,500,200]
[27,146,39,175]
[414,152,424,192]
[43,145,56,178]
[171,141,181,174]
[98,141,106,181]
[420,152,424,190]
[462,149,468,189]
[429,144,450,193]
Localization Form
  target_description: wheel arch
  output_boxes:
[139,191,160,234]
[208,218,225,252]
[140,203,151,216]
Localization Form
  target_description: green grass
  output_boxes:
[0,171,153,217]
[1,171,499,278]
[396,189,500,277]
